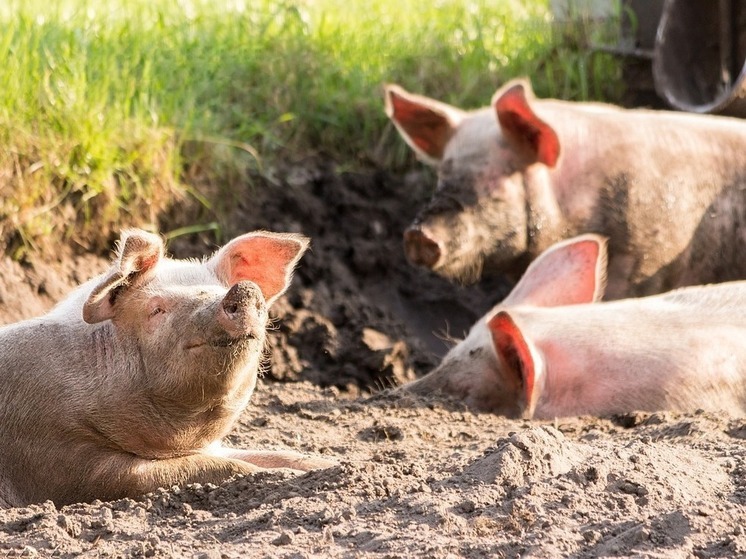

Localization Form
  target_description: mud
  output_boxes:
[0,160,744,557]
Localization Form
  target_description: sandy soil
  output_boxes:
[0,160,744,558]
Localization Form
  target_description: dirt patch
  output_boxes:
[0,161,744,557]
[167,158,508,392]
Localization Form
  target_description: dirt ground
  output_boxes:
[0,160,745,558]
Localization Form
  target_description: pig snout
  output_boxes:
[217,281,266,341]
[403,227,442,269]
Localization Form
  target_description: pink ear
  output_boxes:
[83,229,164,324]
[212,232,309,305]
[488,311,537,416]
[503,234,607,307]
[493,81,560,167]
[384,84,463,164]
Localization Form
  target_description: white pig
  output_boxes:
[0,229,334,508]
[400,234,746,418]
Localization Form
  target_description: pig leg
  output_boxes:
[127,450,335,496]
[118,451,334,500]
[212,447,337,472]
[40,453,264,506]
[20,450,334,507]
[110,454,262,499]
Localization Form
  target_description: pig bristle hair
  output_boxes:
[266,315,281,333]
[256,319,276,379]
[257,357,270,379]
[372,376,397,393]
[371,378,386,393]
[453,253,484,286]
[434,322,463,347]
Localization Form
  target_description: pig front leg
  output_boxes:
[213,447,337,472]
[31,450,335,507]
[36,453,264,507]
[109,454,263,501]
[120,449,334,500]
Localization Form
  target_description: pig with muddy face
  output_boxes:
[400,235,746,418]
[0,229,334,508]
[385,79,746,298]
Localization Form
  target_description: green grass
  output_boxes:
[0,0,624,257]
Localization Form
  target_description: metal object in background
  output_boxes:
[653,0,746,116]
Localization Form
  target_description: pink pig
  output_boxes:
[400,234,746,418]
[385,79,746,298]
[0,229,334,508]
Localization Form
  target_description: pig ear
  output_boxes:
[503,234,608,307]
[210,231,309,306]
[488,311,539,418]
[83,229,164,324]
[493,80,561,167]
[384,84,465,165]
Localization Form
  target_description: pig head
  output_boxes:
[400,234,746,418]
[0,229,334,508]
[385,79,746,297]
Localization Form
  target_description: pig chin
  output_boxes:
[183,323,267,354]
[185,333,261,351]
[433,254,484,285]
[181,335,265,386]
[436,242,523,285]
[405,348,524,417]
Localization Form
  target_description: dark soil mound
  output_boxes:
[168,158,509,392]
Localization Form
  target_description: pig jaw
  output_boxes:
[402,319,527,417]
[163,281,270,411]
[99,281,270,458]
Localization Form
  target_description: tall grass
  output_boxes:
[0,0,623,256]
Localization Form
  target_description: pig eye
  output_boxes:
[149,307,165,317]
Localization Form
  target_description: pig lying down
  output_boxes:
[400,235,746,418]
[385,79,746,298]
[0,229,334,508]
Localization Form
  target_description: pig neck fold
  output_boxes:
[84,322,258,459]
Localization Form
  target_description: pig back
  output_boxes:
[513,282,746,417]
[541,102,746,297]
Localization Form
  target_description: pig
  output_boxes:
[384,79,746,298]
[400,234,746,418]
[0,229,334,508]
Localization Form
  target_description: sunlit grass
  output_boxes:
[0,0,623,256]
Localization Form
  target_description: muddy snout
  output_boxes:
[217,281,267,341]
[403,226,443,269]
